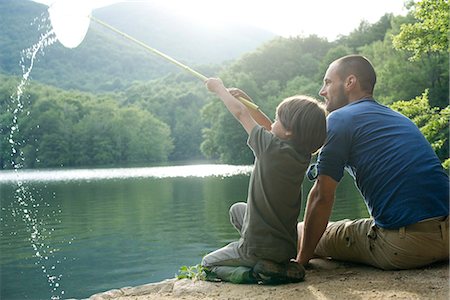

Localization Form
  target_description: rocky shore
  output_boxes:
[88,259,449,300]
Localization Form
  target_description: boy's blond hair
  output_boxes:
[276,96,327,154]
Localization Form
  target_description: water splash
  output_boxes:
[5,12,65,300]
[9,15,57,169]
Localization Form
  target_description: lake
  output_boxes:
[0,164,368,299]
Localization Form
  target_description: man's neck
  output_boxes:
[349,92,373,103]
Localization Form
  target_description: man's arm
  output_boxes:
[296,174,338,264]
[205,78,257,134]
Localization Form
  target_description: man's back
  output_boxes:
[297,54,449,269]
[318,98,449,228]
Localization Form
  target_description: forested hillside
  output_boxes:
[1,0,448,170]
[0,0,274,93]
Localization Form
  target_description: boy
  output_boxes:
[202,78,326,284]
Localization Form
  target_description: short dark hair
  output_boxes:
[277,96,327,154]
[335,55,377,94]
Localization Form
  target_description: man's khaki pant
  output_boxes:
[314,216,449,270]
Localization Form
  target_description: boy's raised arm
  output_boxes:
[229,88,272,131]
[206,78,258,135]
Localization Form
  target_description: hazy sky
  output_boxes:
[34,0,408,41]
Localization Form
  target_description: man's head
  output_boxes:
[319,55,376,112]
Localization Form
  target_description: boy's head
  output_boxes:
[274,96,327,154]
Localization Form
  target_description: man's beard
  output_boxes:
[327,85,348,112]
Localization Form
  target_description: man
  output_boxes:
[295,55,449,270]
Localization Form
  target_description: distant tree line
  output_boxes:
[0,77,174,168]
[1,0,448,170]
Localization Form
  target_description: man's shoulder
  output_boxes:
[327,99,394,127]
[332,99,379,115]
[326,108,352,132]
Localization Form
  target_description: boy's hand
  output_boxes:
[205,78,226,94]
[228,88,254,103]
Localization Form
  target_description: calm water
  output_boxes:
[0,164,367,299]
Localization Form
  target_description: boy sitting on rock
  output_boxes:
[202,78,327,284]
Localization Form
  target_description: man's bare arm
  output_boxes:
[296,174,338,264]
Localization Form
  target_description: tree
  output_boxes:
[338,14,394,51]
[360,38,429,105]
[391,0,449,108]
[392,0,449,61]
[121,76,209,161]
[0,78,175,169]
[124,107,173,163]
[390,90,449,169]
[228,36,331,89]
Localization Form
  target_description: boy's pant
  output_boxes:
[314,216,449,270]
[201,202,257,268]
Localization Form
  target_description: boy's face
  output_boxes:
[271,118,291,140]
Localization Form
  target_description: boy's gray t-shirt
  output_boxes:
[239,125,311,263]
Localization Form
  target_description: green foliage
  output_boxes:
[388,0,449,108]
[318,45,353,77]
[360,37,429,105]
[228,36,331,88]
[200,100,254,164]
[120,75,210,161]
[176,264,206,281]
[1,77,173,169]
[360,13,448,108]
[392,0,449,61]
[338,14,395,51]
[389,90,449,168]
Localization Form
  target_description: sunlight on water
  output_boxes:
[0,164,253,183]
[3,12,65,300]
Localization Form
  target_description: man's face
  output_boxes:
[319,63,349,112]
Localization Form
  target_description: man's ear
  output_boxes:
[345,75,357,90]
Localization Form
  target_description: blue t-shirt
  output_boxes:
[317,98,449,228]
